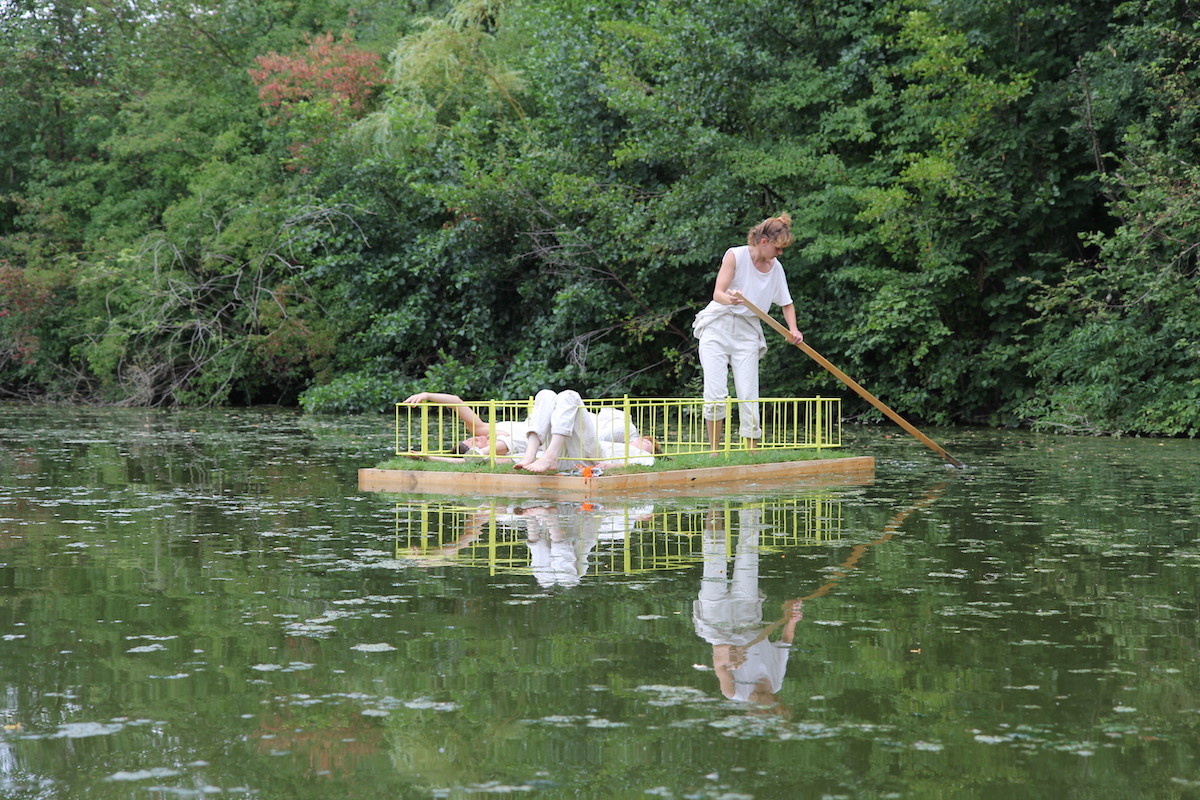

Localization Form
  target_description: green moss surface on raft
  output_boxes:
[377,449,858,474]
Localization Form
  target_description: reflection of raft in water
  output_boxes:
[359,395,874,498]
[396,495,850,578]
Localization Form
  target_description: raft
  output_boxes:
[360,394,872,498]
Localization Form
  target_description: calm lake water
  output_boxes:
[1,405,1198,799]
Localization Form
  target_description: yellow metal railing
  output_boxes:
[394,495,845,578]
[395,395,841,463]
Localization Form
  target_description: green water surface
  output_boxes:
[1,406,1198,799]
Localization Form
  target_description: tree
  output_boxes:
[1017,0,1200,435]
[250,32,387,167]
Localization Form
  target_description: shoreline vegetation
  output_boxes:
[3,0,1197,438]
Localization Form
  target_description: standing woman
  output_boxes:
[692,213,803,452]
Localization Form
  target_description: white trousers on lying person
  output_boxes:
[698,313,765,440]
[523,390,600,461]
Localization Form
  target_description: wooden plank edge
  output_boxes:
[358,455,875,498]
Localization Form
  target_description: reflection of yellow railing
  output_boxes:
[395,396,841,461]
[395,496,845,578]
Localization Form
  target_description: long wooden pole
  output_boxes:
[744,481,950,648]
[739,298,965,468]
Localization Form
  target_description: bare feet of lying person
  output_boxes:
[512,431,545,471]
[514,453,560,473]
[513,432,566,474]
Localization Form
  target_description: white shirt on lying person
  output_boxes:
[595,440,654,466]
[594,407,641,443]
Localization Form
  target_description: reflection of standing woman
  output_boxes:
[693,507,801,712]
[693,214,803,451]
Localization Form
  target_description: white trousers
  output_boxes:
[523,390,600,460]
[698,314,764,439]
[692,508,765,645]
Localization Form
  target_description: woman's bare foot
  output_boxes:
[512,431,543,471]
[515,453,560,473]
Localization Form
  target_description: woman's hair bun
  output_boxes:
[747,213,795,248]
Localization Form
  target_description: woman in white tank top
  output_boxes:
[692,213,804,451]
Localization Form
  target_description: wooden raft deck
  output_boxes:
[358,455,875,499]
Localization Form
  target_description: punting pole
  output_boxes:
[738,297,965,469]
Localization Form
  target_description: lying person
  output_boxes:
[402,389,658,472]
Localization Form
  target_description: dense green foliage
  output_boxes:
[1,0,1197,435]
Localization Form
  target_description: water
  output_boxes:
[1,406,1198,799]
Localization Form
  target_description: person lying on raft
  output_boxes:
[402,389,659,472]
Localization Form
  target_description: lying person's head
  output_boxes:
[634,435,662,454]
